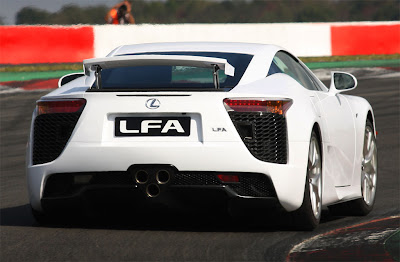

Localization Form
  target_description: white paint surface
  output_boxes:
[94,23,331,58]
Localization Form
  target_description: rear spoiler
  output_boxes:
[84,55,235,90]
[84,55,235,76]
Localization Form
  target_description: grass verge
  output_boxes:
[300,54,400,63]
[0,70,81,82]
[0,63,82,73]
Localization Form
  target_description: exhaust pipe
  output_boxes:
[130,166,174,197]
[156,170,170,184]
[135,170,149,184]
[146,184,160,198]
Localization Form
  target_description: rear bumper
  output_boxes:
[39,168,279,213]
[41,185,280,216]
[27,141,309,212]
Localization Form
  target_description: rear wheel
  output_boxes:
[292,131,322,230]
[329,119,377,215]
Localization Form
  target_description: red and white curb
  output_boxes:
[286,215,400,261]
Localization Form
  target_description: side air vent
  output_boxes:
[32,99,86,165]
[33,113,82,165]
[223,99,291,164]
[228,112,287,163]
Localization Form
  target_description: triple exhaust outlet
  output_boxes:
[134,169,171,198]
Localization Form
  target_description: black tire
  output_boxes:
[329,119,377,216]
[291,131,322,231]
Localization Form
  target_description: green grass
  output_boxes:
[306,59,400,69]
[0,63,82,73]
[0,70,82,82]
[299,54,400,63]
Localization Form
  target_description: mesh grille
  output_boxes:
[229,174,276,197]
[173,172,221,186]
[228,112,287,164]
[172,172,276,197]
[33,113,81,165]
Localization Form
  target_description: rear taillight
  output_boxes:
[36,99,86,116]
[223,98,292,115]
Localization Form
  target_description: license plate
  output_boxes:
[115,117,191,137]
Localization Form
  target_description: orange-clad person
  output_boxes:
[105,0,135,24]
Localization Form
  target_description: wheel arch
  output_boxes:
[367,110,376,136]
[312,122,323,187]
[311,121,336,208]
[312,122,323,158]
[290,122,324,230]
[344,95,376,199]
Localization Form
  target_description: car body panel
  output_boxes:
[26,42,375,217]
[316,92,356,187]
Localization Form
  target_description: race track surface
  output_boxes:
[1,69,399,261]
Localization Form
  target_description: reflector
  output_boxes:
[217,174,239,183]
[37,99,86,116]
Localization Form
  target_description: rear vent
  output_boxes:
[228,112,287,164]
[228,173,276,197]
[33,113,82,165]
[173,172,222,186]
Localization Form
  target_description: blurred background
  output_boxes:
[1,0,399,25]
[0,0,399,90]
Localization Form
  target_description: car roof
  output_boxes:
[109,42,282,57]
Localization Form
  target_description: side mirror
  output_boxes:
[329,71,357,94]
[58,73,85,87]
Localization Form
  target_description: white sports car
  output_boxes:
[27,42,377,229]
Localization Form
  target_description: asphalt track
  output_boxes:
[0,68,399,261]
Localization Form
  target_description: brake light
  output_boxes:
[36,99,86,116]
[217,174,239,183]
[223,99,292,115]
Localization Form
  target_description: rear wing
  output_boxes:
[84,55,235,90]
[84,55,235,76]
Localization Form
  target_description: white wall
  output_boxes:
[94,23,331,58]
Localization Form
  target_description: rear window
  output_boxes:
[92,52,253,91]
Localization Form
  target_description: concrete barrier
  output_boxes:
[0,26,94,64]
[0,22,398,64]
[93,23,331,57]
[330,22,400,56]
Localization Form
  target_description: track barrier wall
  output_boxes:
[0,26,94,64]
[0,22,399,64]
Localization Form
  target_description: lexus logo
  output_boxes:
[146,98,160,109]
